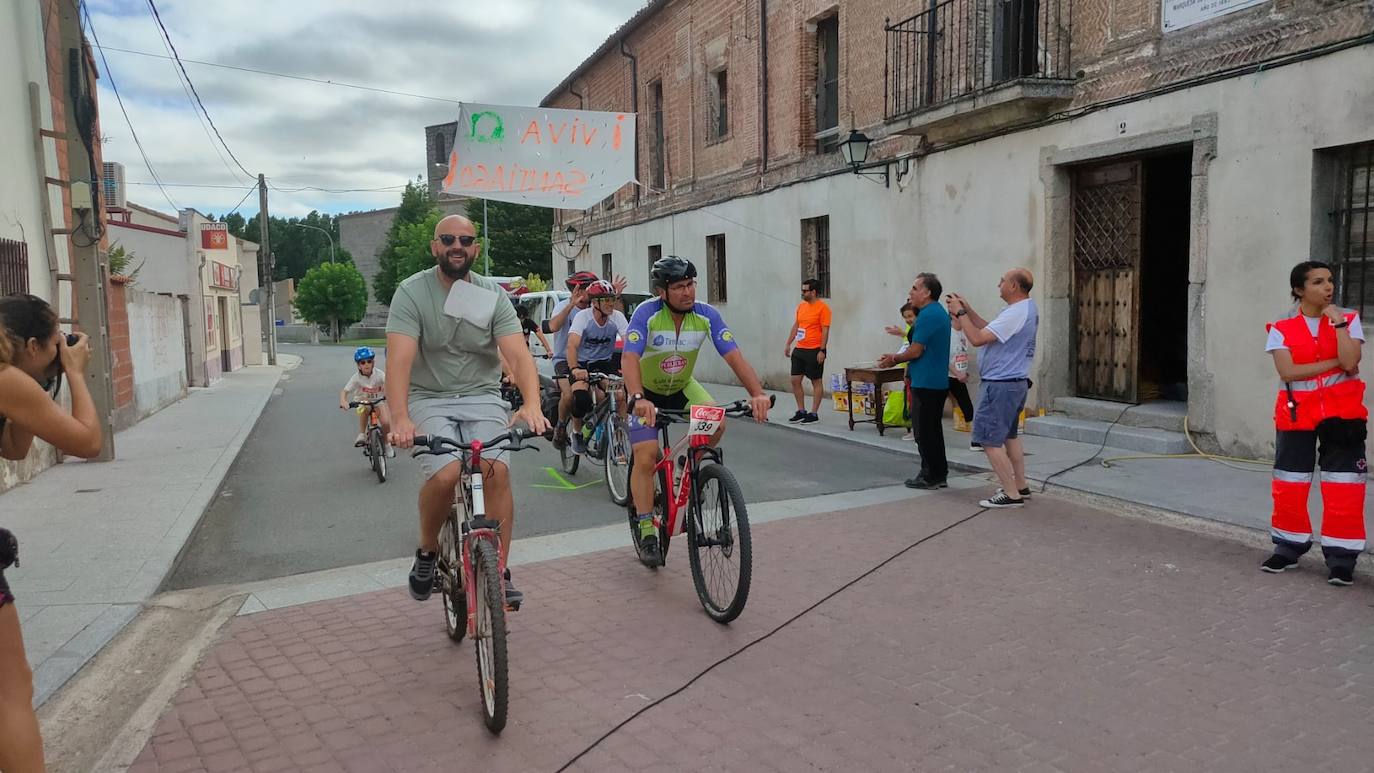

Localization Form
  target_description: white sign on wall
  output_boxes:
[1162,0,1267,31]
[441,103,637,210]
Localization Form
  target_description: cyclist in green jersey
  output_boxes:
[622,256,771,560]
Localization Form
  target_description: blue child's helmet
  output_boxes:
[353,346,375,363]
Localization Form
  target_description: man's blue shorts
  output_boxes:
[972,380,1028,448]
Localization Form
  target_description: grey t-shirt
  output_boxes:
[385,269,521,398]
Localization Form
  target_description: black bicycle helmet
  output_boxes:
[650,256,697,290]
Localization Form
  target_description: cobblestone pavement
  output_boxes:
[126,490,1374,772]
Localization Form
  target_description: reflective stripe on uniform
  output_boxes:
[1320,535,1367,551]
[1271,527,1312,543]
[1319,471,1367,485]
[1272,469,1313,483]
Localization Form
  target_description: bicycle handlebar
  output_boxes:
[348,397,386,408]
[411,426,549,457]
[652,395,776,425]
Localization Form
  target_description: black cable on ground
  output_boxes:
[553,505,991,773]
[1037,403,1136,494]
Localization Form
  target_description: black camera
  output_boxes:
[66,333,79,347]
[0,527,17,570]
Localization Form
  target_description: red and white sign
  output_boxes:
[688,405,726,443]
[209,261,238,290]
[201,222,228,250]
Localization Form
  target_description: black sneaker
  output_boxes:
[788,410,807,423]
[639,533,660,563]
[503,568,525,608]
[800,412,820,424]
[1260,554,1299,574]
[979,492,1025,508]
[969,442,983,451]
[409,549,437,600]
[1328,566,1355,586]
[997,487,1033,500]
[905,477,947,490]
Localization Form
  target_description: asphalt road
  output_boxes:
[163,344,914,590]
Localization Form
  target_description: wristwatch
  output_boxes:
[1335,321,1350,329]
[629,392,644,407]
[955,310,968,317]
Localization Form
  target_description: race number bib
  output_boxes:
[688,405,727,441]
[954,352,969,372]
[794,329,806,343]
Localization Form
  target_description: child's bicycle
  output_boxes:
[348,397,388,483]
[412,426,543,734]
[629,396,772,623]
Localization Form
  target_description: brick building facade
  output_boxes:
[498,0,1374,458]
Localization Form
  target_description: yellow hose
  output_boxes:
[1099,415,1271,472]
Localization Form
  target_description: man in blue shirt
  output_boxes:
[880,272,951,489]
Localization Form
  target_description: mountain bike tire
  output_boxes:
[438,515,466,644]
[472,539,509,734]
[370,428,387,483]
[687,463,752,623]
[604,416,632,506]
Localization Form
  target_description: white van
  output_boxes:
[512,290,569,358]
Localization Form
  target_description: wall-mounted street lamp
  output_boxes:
[839,129,909,188]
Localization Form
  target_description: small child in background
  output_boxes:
[339,346,392,456]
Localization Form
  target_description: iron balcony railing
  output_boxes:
[885,0,1073,119]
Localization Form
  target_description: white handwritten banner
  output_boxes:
[441,103,637,210]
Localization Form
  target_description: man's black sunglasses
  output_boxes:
[437,234,476,247]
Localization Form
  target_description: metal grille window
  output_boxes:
[801,216,831,298]
[710,70,729,141]
[706,235,727,303]
[649,82,666,190]
[602,253,613,278]
[0,238,29,296]
[1335,142,1374,319]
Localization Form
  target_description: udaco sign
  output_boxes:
[201,222,229,250]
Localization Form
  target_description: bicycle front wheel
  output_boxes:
[687,463,752,623]
[559,421,580,476]
[370,429,387,483]
[472,539,509,734]
[604,416,632,506]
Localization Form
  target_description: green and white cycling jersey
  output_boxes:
[623,299,739,395]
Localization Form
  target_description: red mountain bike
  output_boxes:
[349,397,387,483]
[629,397,771,623]
[412,427,542,734]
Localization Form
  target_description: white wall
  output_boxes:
[127,288,187,418]
[569,45,1374,457]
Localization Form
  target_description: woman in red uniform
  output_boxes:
[1262,262,1367,586]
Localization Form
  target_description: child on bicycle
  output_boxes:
[339,346,393,456]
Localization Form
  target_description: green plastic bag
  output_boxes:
[883,390,910,429]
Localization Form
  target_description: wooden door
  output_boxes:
[1072,160,1142,402]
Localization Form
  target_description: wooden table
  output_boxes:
[843,365,907,436]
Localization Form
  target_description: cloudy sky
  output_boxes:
[86,0,645,220]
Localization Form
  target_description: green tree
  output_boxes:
[230,211,348,283]
[293,261,368,342]
[374,179,439,305]
[470,200,553,279]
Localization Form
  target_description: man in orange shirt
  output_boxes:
[784,278,832,423]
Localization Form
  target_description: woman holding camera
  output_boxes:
[0,293,103,772]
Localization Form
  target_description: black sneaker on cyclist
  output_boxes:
[787,410,807,423]
[409,549,437,601]
[639,533,660,563]
[503,568,524,609]
[571,432,587,455]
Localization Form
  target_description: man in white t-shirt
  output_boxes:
[947,267,1039,508]
[339,346,392,454]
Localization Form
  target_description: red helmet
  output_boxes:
[566,271,599,290]
[587,280,619,300]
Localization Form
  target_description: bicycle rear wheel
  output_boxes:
[604,416,631,506]
[438,513,466,643]
[687,463,752,623]
[472,539,509,734]
[370,429,387,483]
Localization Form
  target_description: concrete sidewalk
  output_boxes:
[3,356,299,705]
[704,381,1374,552]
